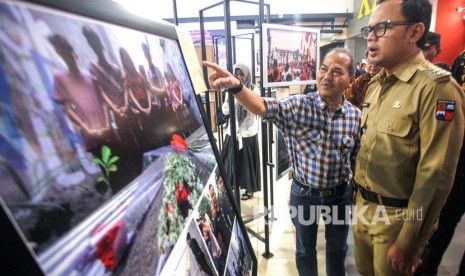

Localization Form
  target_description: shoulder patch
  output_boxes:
[436,100,455,121]
[419,62,451,83]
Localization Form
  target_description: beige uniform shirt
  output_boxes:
[354,51,465,254]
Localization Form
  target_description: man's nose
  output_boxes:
[367,30,376,42]
[323,70,333,80]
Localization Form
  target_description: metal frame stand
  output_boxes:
[199,0,274,260]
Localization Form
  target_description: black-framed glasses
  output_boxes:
[361,20,412,39]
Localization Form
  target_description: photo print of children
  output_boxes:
[49,30,148,195]
[48,33,116,167]
[0,2,222,276]
[81,25,143,184]
[164,63,197,137]
[140,42,175,146]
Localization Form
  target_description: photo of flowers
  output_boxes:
[0,1,256,275]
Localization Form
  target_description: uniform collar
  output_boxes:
[373,51,425,83]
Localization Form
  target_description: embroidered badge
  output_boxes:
[436,100,455,121]
[393,101,402,109]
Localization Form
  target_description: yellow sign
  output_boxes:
[358,0,378,19]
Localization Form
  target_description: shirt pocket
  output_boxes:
[296,128,321,159]
[376,118,413,160]
[341,136,354,155]
[378,118,412,138]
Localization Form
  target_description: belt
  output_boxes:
[355,184,409,208]
[292,175,348,197]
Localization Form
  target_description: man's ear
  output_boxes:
[411,23,426,44]
[349,75,355,85]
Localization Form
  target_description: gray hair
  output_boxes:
[325,47,356,77]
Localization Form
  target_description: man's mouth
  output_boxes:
[320,81,332,87]
[368,46,377,57]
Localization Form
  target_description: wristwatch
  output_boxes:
[228,77,243,94]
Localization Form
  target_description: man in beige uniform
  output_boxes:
[354,0,465,275]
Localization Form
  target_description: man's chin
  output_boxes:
[319,88,332,96]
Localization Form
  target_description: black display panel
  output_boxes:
[276,129,291,180]
[0,0,256,275]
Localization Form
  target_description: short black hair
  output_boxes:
[379,0,432,48]
[422,31,441,49]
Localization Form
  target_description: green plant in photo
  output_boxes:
[92,145,119,193]
[158,153,198,253]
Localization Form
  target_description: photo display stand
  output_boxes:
[211,34,226,152]
[216,32,254,153]
[276,127,291,180]
[0,0,256,275]
[260,22,322,188]
[199,0,274,260]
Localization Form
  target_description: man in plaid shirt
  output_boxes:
[204,47,361,276]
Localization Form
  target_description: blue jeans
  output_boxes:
[289,181,352,276]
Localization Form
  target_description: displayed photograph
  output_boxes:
[0,1,230,275]
[200,167,238,275]
[168,167,238,276]
[263,23,320,88]
[192,168,236,273]
[172,216,218,276]
[225,219,253,276]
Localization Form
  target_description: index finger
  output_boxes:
[202,61,227,73]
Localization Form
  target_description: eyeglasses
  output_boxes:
[361,20,412,39]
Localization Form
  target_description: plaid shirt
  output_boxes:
[263,92,361,188]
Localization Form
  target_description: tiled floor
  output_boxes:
[239,174,465,276]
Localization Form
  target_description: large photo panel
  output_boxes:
[0,0,255,275]
[263,23,320,88]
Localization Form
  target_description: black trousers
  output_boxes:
[421,163,465,275]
